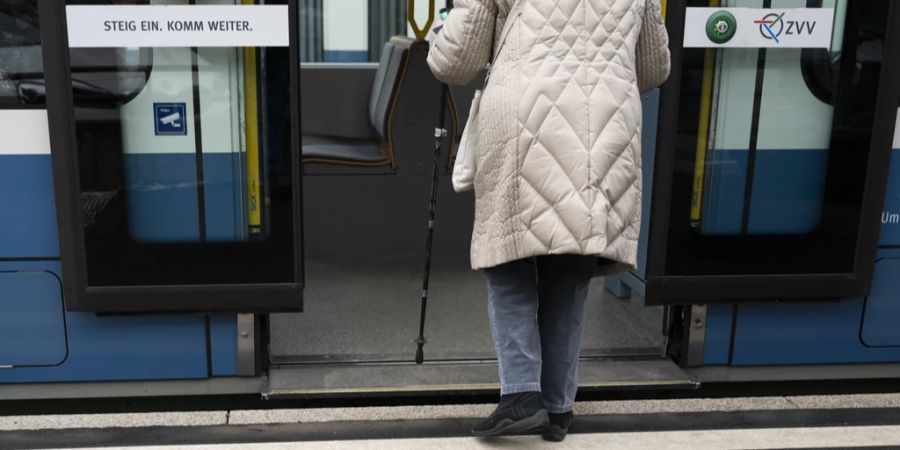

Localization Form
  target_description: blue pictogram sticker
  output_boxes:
[154,103,187,136]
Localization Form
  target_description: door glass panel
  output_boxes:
[664,0,889,276]
[68,0,296,287]
[0,0,42,106]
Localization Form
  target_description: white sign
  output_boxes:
[684,8,835,48]
[66,5,288,48]
[0,110,50,155]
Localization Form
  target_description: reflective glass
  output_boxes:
[69,0,296,286]
[0,0,42,106]
[663,0,888,276]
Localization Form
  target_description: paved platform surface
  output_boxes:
[75,426,900,450]
[4,394,900,449]
[6,393,900,430]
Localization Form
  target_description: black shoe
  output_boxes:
[471,392,550,437]
[542,411,574,442]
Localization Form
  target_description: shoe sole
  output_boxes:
[541,424,568,442]
[471,409,550,437]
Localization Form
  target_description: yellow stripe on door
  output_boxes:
[242,0,261,234]
[689,0,721,225]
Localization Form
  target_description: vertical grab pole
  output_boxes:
[414,0,444,365]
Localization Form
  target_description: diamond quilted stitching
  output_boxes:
[462,0,653,269]
[519,176,586,250]
[514,3,642,215]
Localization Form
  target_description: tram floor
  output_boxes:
[269,254,665,364]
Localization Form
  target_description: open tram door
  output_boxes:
[619,0,900,365]
[37,0,303,314]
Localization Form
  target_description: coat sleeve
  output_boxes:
[427,0,497,86]
[635,0,671,93]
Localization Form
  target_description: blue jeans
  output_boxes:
[485,254,595,414]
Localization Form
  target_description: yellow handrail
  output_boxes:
[408,0,436,40]
[243,0,261,236]
[689,0,722,227]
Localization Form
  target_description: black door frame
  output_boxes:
[38,1,304,313]
[645,0,900,304]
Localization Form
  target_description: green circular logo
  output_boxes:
[706,11,737,44]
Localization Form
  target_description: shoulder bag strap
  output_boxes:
[484,0,525,87]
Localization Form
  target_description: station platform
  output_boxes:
[4,394,900,449]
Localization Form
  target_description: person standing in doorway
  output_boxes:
[427,0,670,441]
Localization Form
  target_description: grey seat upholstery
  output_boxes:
[301,136,386,163]
[302,37,416,167]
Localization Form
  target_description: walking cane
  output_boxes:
[415,84,448,365]
[415,1,453,365]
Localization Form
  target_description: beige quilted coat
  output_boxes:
[428,0,670,271]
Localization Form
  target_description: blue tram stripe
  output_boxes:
[324,50,369,62]
[0,155,59,258]
[700,149,827,235]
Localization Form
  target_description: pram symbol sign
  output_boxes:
[154,103,187,136]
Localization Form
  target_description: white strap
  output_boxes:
[485,0,525,87]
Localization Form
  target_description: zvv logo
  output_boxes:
[754,12,817,44]
[755,13,784,42]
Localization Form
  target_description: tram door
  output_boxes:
[39,1,302,313]
[267,0,670,371]
[644,0,900,304]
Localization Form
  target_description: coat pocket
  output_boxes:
[452,89,484,192]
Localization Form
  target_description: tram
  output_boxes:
[0,0,899,401]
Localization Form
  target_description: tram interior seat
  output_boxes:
[302,36,416,168]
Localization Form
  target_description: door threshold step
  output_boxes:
[264,358,698,399]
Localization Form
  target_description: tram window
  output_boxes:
[299,0,410,63]
[659,0,891,277]
[66,0,298,287]
[67,0,152,109]
[0,1,42,106]
[0,1,154,108]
